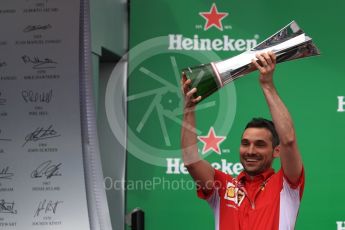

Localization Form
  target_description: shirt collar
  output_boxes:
[238,168,275,183]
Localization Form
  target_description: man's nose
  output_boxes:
[247,144,255,154]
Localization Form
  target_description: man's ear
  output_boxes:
[273,145,280,158]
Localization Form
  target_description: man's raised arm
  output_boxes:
[181,74,214,193]
[252,52,303,184]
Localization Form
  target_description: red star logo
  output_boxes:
[199,3,229,31]
[198,127,226,155]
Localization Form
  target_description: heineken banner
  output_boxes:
[106,0,345,229]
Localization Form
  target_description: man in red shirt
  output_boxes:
[181,52,304,230]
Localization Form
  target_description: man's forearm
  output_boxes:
[261,82,303,183]
[181,109,201,165]
[261,83,296,145]
[181,108,215,191]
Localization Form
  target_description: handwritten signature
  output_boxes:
[0,200,17,214]
[31,160,62,179]
[22,89,53,103]
[23,24,52,33]
[22,55,57,69]
[0,166,14,180]
[22,125,60,147]
[34,199,63,217]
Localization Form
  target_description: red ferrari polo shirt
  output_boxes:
[197,168,305,230]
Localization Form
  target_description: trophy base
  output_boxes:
[182,63,221,101]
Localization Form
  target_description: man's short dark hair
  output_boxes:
[244,118,280,147]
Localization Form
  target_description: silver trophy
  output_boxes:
[182,20,320,101]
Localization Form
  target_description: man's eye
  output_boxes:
[256,142,266,147]
[241,141,249,146]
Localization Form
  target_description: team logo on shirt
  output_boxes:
[224,182,245,206]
